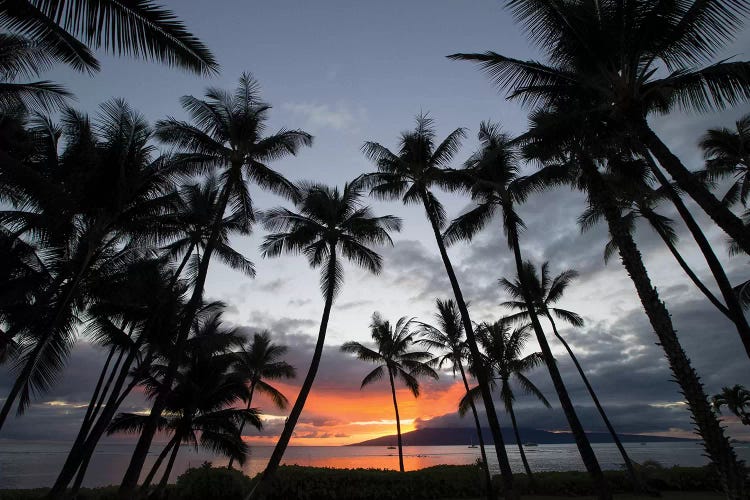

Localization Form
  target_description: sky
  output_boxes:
[1,0,750,449]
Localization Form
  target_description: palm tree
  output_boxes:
[520,104,746,499]
[701,114,750,208]
[450,0,750,256]
[118,74,311,495]
[417,299,494,499]
[0,100,179,431]
[227,331,296,469]
[342,313,438,472]
[109,312,261,493]
[462,320,549,480]
[360,114,518,497]
[249,181,401,498]
[444,121,610,498]
[0,0,217,75]
[712,385,750,426]
[0,33,71,111]
[501,261,639,487]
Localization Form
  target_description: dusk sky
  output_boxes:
[1,0,749,448]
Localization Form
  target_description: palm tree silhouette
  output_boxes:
[119,74,311,495]
[444,121,608,497]
[701,114,750,208]
[0,0,217,75]
[462,320,549,479]
[417,299,493,496]
[712,385,750,426]
[501,261,639,487]
[342,313,438,472]
[227,331,296,469]
[360,114,517,497]
[451,0,750,255]
[250,181,401,498]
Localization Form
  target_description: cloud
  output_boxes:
[282,102,366,132]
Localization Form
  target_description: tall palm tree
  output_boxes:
[118,74,311,496]
[0,100,179,431]
[462,320,549,480]
[701,114,750,208]
[360,114,518,497]
[520,104,746,499]
[109,312,261,493]
[0,0,217,75]
[342,313,438,472]
[501,261,639,487]
[227,331,296,469]
[450,0,750,256]
[249,181,401,498]
[712,385,750,426]
[444,121,610,498]
[417,299,494,499]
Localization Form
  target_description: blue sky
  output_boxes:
[2,0,750,447]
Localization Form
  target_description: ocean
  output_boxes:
[1,441,748,489]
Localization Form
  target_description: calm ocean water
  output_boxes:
[1,441,748,489]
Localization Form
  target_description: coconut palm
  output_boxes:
[520,103,746,499]
[360,114,518,497]
[249,181,401,498]
[701,114,750,208]
[0,0,217,75]
[108,311,261,493]
[501,261,640,487]
[342,313,438,472]
[417,299,494,499]
[450,0,750,256]
[227,331,296,469]
[118,74,311,495]
[712,385,750,426]
[443,121,609,498]
[462,320,549,479]
[0,100,179,431]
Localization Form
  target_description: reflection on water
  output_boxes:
[2,441,749,489]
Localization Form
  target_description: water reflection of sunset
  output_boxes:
[242,380,470,446]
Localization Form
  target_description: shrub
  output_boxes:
[175,462,253,500]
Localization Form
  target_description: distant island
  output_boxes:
[348,427,700,446]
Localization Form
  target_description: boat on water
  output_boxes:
[523,443,538,447]
[468,445,478,448]
[387,446,397,449]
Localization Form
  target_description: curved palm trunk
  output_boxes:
[504,392,532,479]
[456,361,494,500]
[582,159,747,500]
[387,369,405,472]
[157,439,182,490]
[545,313,639,488]
[646,156,750,359]
[119,182,235,498]
[141,436,179,491]
[507,221,610,500]
[420,191,515,498]
[228,381,256,469]
[249,248,338,500]
[636,121,750,256]
[47,337,145,499]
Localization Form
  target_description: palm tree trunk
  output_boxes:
[581,159,747,500]
[157,438,182,490]
[420,191,515,499]
[646,156,750,359]
[118,181,234,498]
[47,336,145,499]
[507,221,610,500]
[636,120,750,255]
[545,313,639,488]
[249,247,338,500]
[387,368,406,472]
[228,381,256,469]
[504,391,533,479]
[141,436,179,491]
[456,361,495,500]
